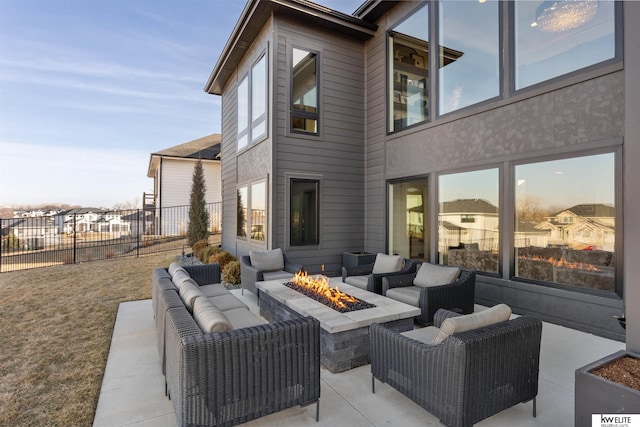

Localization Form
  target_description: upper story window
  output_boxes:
[438,0,500,115]
[291,48,319,134]
[237,52,268,151]
[389,4,429,133]
[514,0,616,90]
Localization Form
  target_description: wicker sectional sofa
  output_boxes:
[152,262,321,427]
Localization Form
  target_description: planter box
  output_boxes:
[342,251,377,269]
[575,350,640,427]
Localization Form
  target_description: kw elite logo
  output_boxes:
[593,414,640,427]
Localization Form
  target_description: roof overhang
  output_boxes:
[204,0,378,95]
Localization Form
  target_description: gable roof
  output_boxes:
[440,199,499,214]
[553,203,615,218]
[204,0,377,95]
[147,134,221,177]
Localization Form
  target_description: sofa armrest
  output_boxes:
[284,257,303,274]
[382,273,417,294]
[240,255,262,295]
[166,312,321,426]
[183,263,221,285]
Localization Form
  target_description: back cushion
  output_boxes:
[193,297,232,333]
[178,279,205,311]
[250,248,285,272]
[413,263,461,288]
[372,253,404,274]
[168,262,187,278]
[431,304,512,345]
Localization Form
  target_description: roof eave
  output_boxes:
[204,0,377,96]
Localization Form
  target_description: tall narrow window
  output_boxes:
[236,52,268,150]
[237,76,249,150]
[514,0,615,90]
[438,0,499,115]
[252,55,267,142]
[250,181,266,241]
[291,48,318,134]
[389,4,429,133]
[438,168,499,273]
[290,179,319,246]
[514,153,615,292]
[388,178,428,260]
[237,186,248,238]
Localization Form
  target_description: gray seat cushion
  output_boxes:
[209,294,248,311]
[344,275,369,290]
[413,263,461,288]
[385,286,421,307]
[223,307,267,329]
[200,283,231,297]
[262,271,295,282]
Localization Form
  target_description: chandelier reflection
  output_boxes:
[532,0,598,33]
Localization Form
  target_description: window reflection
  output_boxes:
[251,182,266,241]
[438,169,499,273]
[237,186,248,238]
[438,0,499,115]
[514,0,615,90]
[388,179,428,260]
[514,153,616,291]
[389,5,429,132]
[292,48,318,133]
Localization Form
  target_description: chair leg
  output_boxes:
[533,396,537,418]
[372,375,375,393]
[316,399,320,422]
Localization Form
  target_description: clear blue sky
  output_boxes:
[0,0,362,209]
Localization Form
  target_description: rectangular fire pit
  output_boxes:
[256,278,420,373]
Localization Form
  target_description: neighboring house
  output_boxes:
[4,217,60,248]
[56,208,131,235]
[146,134,222,236]
[204,0,639,343]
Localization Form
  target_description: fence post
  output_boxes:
[136,209,140,258]
[0,218,3,273]
[73,214,77,264]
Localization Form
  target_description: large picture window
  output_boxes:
[438,0,500,115]
[388,178,428,260]
[438,168,499,273]
[237,52,267,150]
[291,48,318,134]
[514,153,616,291]
[290,179,319,246]
[389,4,429,133]
[514,0,615,90]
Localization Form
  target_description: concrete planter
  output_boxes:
[342,251,377,269]
[575,350,640,427]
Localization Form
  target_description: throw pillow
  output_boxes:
[168,262,187,279]
[413,263,461,288]
[178,279,205,311]
[372,253,404,274]
[250,248,285,272]
[431,304,512,345]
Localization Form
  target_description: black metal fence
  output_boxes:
[0,203,221,273]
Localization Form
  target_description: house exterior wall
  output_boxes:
[272,16,366,273]
[220,19,274,255]
[362,1,627,340]
[157,158,221,235]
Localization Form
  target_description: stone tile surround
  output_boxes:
[256,278,420,372]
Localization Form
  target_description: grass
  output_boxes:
[0,251,179,426]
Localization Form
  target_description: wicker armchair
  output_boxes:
[382,267,475,324]
[370,309,542,427]
[341,257,417,295]
[165,305,321,427]
[240,250,303,296]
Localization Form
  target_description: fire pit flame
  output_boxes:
[285,271,375,313]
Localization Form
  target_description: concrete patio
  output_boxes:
[93,290,625,427]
